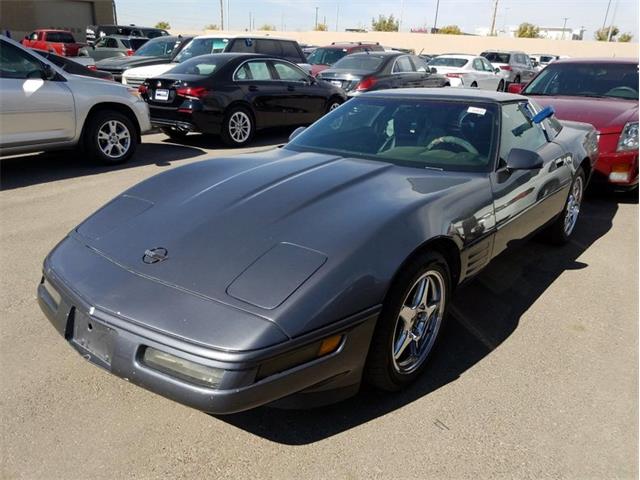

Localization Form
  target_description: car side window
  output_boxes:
[256,39,282,56]
[28,32,38,41]
[272,61,307,81]
[411,56,428,72]
[234,60,272,81]
[482,58,494,72]
[392,56,414,73]
[499,103,547,161]
[0,41,44,79]
[95,37,108,48]
[229,38,255,53]
[105,38,118,48]
[280,41,301,62]
[472,58,484,71]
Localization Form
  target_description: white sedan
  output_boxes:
[428,54,505,91]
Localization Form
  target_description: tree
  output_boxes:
[618,32,633,42]
[594,25,618,41]
[371,14,399,32]
[516,23,540,38]
[259,24,276,31]
[204,24,220,30]
[154,21,170,30]
[314,23,328,31]
[438,25,462,35]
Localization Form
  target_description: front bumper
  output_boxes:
[131,99,152,134]
[594,133,639,187]
[37,268,378,414]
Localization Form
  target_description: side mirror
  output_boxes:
[289,126,306,142]
[41,63,57,80]
[306,76,317,85]
[507,83,525,94]
[430,67,437,74]
[494,67,500,74]
[506,148,543,170]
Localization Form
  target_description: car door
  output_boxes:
[270,59,326,124]
[0,40,75,149]
[471,58,489,88]
[233,58,285,128]
[490,101,572,255]
[521,55,537,82]
[390,55,422,88]
[481,57,501,89]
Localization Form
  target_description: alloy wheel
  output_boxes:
[97,120,131,159]
[228,111,251,143]
[564,174,584,236]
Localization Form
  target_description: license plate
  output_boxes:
[154,89,169,101]
[330,80,342,87]
[72,310,115,366]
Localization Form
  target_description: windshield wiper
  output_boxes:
[424,165,444,172]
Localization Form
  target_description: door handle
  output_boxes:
[248,85,258,91]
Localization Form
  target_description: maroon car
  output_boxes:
[307,42,384,77]
[510,58,638,189]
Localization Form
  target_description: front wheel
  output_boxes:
[543,167,585,244]
[221,106,254,147]
[365,251,450,391]
[84,110,137,164]
[326,97,343,113]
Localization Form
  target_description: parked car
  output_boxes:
[140,53,346,146]
[38,88,597,414]
[428,54,504,90]
[307,41,384,76]
[86,24,169,46]
[530,53,559,72]
[317,51,449,96]
[223,36,311,73]
[32,50,114,81]
[20,29,86,57]
[95,36,192,83]
[300,43,318,58]
[122,35,231,88]
[87,35,148,61]
[0,36,151,163]
[480,50,536,86]
[510,58,638,189]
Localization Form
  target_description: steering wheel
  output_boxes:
[426,136,479,155]
[604,86,638,97]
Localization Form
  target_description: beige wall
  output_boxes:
[188,29,639,58]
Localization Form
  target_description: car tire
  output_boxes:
[221,106,255,147]
[161,126,189,141]
[497,80,505,91]
[326,97,343,113]
[83,110,137,165]
[543,167,586,245]
[365,250,451,391]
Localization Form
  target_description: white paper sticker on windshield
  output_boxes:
[467,106,486,115]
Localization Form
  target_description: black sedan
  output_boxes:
[140,53,346,146]
[95,35,193,82]
[317,51,449,96]
[38,89,598,414]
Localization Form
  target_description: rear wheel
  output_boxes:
[83,110,137,165]
[543,167,585,244]
[326,97,343,113]
[365,251,450,391]
[221,106,254,147]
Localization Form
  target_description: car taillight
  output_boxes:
[446,73,462,78]
[87,65,97,70]
[355,76,377,91]
[126,49,134,56]
[176,86,209,98]
[499,65,512,71]
[138,84,148,95]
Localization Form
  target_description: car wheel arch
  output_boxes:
[579,157,592,182]
[81,102,141,143]
[225,101,256,126]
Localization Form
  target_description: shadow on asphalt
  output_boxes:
[161,127,292,150]
[219,189,634,445]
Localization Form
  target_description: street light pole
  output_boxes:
[433,0,440,32]
[315,7,319,30]
[602,0,613,29]
[561,17,569,40]
[489,0,499,36]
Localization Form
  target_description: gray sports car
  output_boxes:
[38,89,598,414]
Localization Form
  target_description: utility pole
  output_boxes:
[602,0,613,29]
[399,0,404,31]
[336,4,340,31]
[248,12,251,31]
[219,0,224,30]
[315,7,319,30]
[227,0,230,30]
[607,0,619,41]
[561,17,569,40]
[433,0,440,32]
[489,0,499,36]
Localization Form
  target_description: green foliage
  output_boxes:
[259,24,276,31]
[204,24,220,30]
[314,23,328,32]
[154,21,170,30]
[617,32,633,42]
[516,23,540,38]
[594,26,619,41]
[371,14,399,32]
[438,25,462,35]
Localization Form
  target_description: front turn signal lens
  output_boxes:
[317,334,342,357]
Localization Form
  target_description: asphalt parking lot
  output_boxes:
[1,130,638,479]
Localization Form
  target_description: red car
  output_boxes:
[307,41,384,77]
[509,58,638,189]
[21,29,86,57]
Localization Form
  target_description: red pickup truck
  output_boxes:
[21,29,86,57]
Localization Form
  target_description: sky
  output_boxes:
[115,0,639,41]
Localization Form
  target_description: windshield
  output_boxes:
[173,37,229,63]
[429,57,469,68]
[524,63,639,100]
[331,54,385,71]
[134,37,176,57]
[286,97,497,172]
[482,52,510,64]
[307,48,348,65]
[168,54,232,75]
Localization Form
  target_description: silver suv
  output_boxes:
[0,36,151,164]
[480,50,536,86]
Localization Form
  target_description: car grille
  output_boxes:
[125,77,144,88]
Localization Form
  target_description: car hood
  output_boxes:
[530,95,638,134]
[73,149,467,321]
[124,62,175,79]
[310,64,330,76]
[96,55,168,70]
